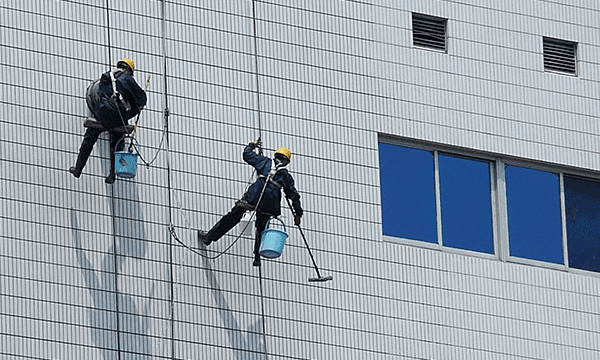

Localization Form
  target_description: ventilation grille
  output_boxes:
[543,37,577,74]
[412,13,447,51]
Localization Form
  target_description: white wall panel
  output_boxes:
[2,0,600,359]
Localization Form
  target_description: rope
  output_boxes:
[258,266,269,360]
[151,0,175,358]
[111,74,166,168]
[105,0,112,70]
[152,0,272,357]
[169,160,272,261]
[251,0,263,150]
[104,2,123,359]
[151,168,268,359]
[251,2,269,358]
[126,75,167,167]
[129,75,151,141]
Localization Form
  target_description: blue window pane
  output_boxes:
[439,155,494,253]
[505,166,563,264]
[379,143,437,243]
[564,176,600,273]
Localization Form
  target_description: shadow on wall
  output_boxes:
[201,250,266,359]
[70,173,154,359]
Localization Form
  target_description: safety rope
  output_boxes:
[104,2,122,359]
[153,155,275,359]
[169,157,277,261]
[112,74,166,168]
[131,76,151,134]
[151,0,175,358]
[250,1,269,357]
[100,0,273,358]
[105,0,112,72]
[251,0,263,150]
[258,266,269,359]
[148,1,273,358]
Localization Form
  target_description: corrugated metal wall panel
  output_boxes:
[2,0,600,359]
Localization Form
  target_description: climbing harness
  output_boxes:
[257,160,286,189]
[108,69,132,111]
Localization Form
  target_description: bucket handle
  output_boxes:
[115,136,139,153]
[265,217,286,233]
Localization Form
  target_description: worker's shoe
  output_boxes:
[69,166,82,178]
[105,173,116,184]
[252,254,261,267]
[198,231,211,246]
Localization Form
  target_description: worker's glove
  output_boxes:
[253,137,262,148]
[294,215,302,226]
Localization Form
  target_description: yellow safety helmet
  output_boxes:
[117,58,135,73]
[275,147,291,161]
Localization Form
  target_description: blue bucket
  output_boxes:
[115,138,139,178]
[259,218,288,259]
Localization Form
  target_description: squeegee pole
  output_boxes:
[296,220,323,278]
[285,197,325,279]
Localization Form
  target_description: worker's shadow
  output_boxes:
[70,175,154,359]
[201,250,266,359]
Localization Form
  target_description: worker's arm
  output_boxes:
[282,172,303,224]
[242,141,268,170]
[117,73,147,116]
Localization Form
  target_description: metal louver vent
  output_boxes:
[543,37,577,75]
[413,13,447,52]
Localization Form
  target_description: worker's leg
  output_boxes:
[105,132,123,184]
[253,212,270,266]
[203,204,247,244]
[70,127,102,178]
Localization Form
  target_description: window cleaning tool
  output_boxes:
[285,197,333,283]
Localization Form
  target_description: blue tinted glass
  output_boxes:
[439,155,494,253]
[378,143,437,243]
[505,166,563,264]
[564,176,600,273]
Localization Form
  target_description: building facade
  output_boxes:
[1,0,599,359]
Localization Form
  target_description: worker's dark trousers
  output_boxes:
[73,127,123,175]
[205,202,270,255]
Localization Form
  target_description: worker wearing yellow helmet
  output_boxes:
[117,58,135,74]
[199,138,303,267]
[69,57,147,183]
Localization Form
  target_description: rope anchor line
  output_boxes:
[141,0,271,357]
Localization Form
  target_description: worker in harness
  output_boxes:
[199,139,303,266]
[69,58,147,184]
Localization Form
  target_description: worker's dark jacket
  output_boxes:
[86,70,147,129]
[242,142,303,218]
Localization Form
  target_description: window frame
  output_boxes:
[379,138,499,261]
[497,159,568,271]
[379,136,600,277]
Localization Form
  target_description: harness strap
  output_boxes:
[258,159,286,189]
[109,69,132,111]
